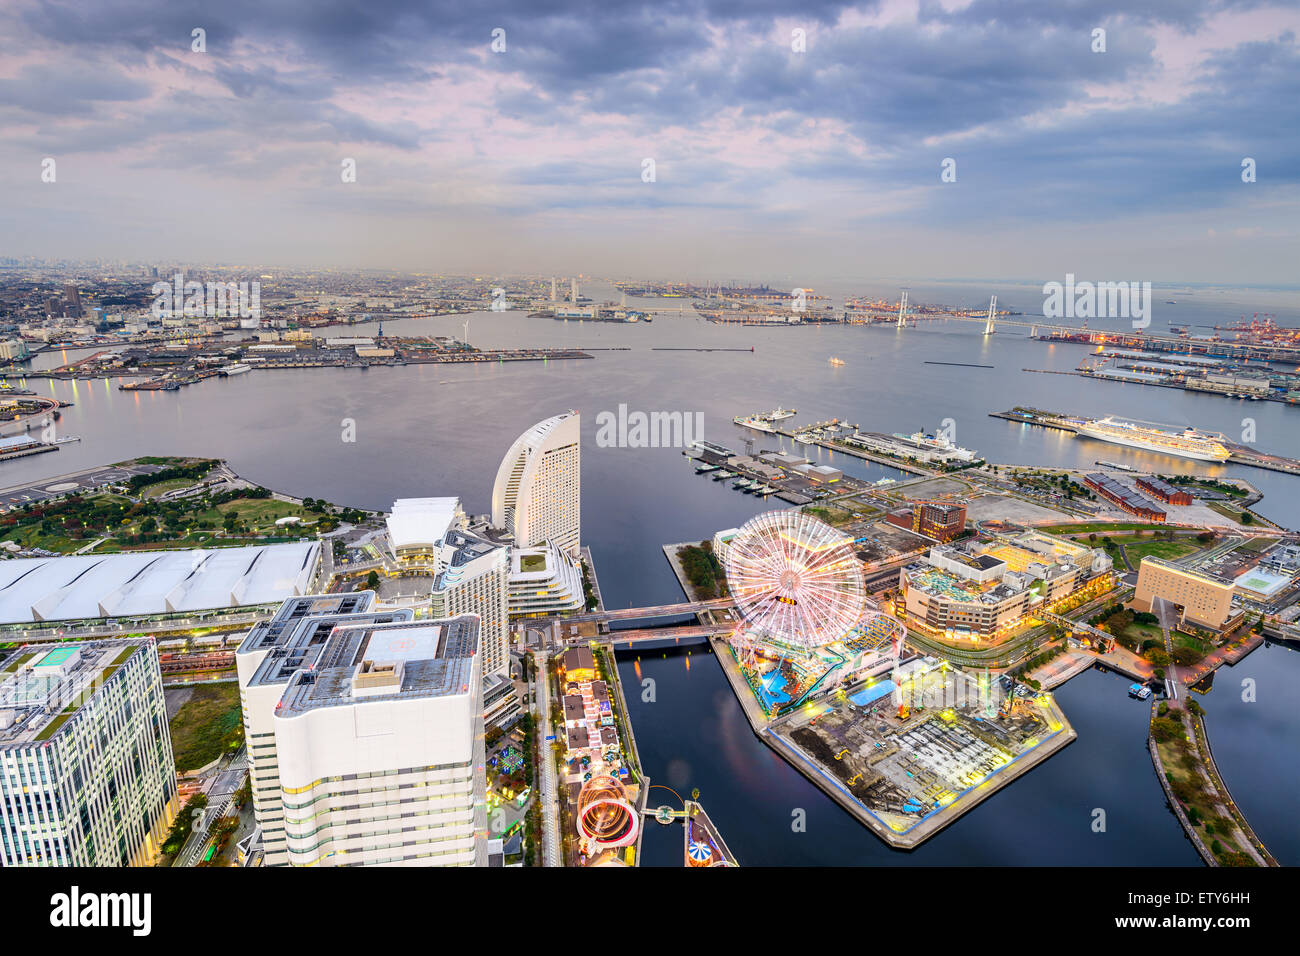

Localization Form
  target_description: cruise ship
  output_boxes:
[1074,416,1230,462]
[219,363,252,376]
[733,408,797,432]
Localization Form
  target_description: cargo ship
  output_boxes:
[1074,416,1230,462]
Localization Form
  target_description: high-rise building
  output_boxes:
[236,592,412,866]
[551,277,558,302]
[431,528,510,677]
[62,284,82,318]
[492,412,581,556]
[0,639,177,867]
[272,615,487,867]
[570,277,578,302]
[237,595,488,866]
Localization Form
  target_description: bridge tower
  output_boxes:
[896,290,909,328]
[983,295,997,335]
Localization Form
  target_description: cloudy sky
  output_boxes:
[1,0,1298,283]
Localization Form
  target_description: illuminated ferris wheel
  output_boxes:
[723,510,866,653]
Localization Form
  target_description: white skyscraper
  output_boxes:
[431,529,510,677]
[551,277,558,302]
[236,592,412,866]
[238,597,487,867]
[492,412,581,557]
[0,639,177,867]
[570,277,578,302]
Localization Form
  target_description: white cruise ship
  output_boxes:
[219,363,251,376]
[1074,416,1230,462]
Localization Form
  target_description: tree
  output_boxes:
[365,570,380,590]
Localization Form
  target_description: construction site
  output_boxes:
[765,657,1075,849]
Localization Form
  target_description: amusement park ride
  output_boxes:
[575,771,640,862]
[721,509,920,715]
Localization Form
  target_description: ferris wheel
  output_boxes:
[723,510,866,653]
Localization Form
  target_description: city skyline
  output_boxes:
[1,0,1298,910]
[1,0,1298,281]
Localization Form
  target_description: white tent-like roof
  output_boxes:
[0,541,319,624]
[385,497,461,551]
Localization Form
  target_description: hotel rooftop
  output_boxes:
[275,616,480,717]
[239,590,380,655]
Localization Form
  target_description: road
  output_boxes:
[1155,597,1180,700]
[531,651,561,867]
[0,461,166,510]
[176,746,248,867]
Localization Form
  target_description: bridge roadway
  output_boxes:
[844,310,1192,339]
[594,623,734,646]
[1038,611,1113,642]
[846,310,1300,360]
[539,597,735,626]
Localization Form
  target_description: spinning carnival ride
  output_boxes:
[723,510,867,656]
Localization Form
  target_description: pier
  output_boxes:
[990,407,1300,476]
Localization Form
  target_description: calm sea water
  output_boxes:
[5,278,1297,864]
[618,646,1202,866]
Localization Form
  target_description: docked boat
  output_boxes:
[696,464,718,474]
[892,429,978,461]
[1075,416,1230,462]
[733,407,797,432]
[712,470,734,480]
[733,414,776,433]
[1128,683,1153,700]
[219,363,251,376]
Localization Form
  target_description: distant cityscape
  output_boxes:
[0,265,1295,874]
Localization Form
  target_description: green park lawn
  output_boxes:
[169,684,245,772]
